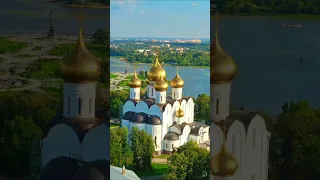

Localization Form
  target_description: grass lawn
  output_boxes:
[136,163,168,177]
[110,124,119,129]
[48,43,108,59]
[110,73,118,79]
[118,80,129,87]
[25,59,60,80]
[40,86,61,96]
[0,39,28,54]
[155,154,170,159]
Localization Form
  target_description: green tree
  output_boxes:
[110,127,133,167]
[130,127,154,171]
[194,94,210,123]
[92,28,109,45]
[110,90,129,118]
[270,101,320,179]
[165,141,210,180]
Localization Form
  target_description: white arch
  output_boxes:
[82,124,110,162]
[123,101,135,113]
[136,101,149,114]
[149,105,162,118]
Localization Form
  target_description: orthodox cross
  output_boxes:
[77,13,86,32]
[50,8,54,26]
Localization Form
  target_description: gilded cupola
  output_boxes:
[175,106,185,118]
[147,53,167,82]
[154,74,168,92]
[60,29,101,83]
[211,13,237,84]
[171,68,184,88]
[128,70,142,88]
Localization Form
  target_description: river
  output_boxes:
[110,57,210,98]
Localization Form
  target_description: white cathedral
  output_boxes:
[121,56,210,154]
[209,13,271,180]
[37,29,109,180]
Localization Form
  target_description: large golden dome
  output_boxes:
[128,70,142,88]
[60,29,101,83]
[211,13,237,84]
[175,106,185,118]
[171,70,184,88]
[147,56,166,82]
[154,74,168,92]
[210,141,238,176]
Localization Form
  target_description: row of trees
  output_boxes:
[212,0,320,14]
[110,90,210,124]
[57,0,109,5]
[110,127,154,171]
[110,44,210,66]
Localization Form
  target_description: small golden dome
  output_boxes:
[210,141,238,176]
[171,70,184,88]
[60,29,101,83]
[128,70,141,88]
[147,56,166,82]
[154,74,168,92]
[211,13,237,84]
[175,106,184,117]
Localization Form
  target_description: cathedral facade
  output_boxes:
[121,57,210,155]
[38,29,109,180]
[209,13,270,180]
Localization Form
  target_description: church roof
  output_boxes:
[73,160,109,180]
[39,156,80,180]
[110,166,140,180]
[130,112,148,123]
[123,111,135,120]
[213,108,259,134]
[146,116,161,125]
[47,108,109,142]
[164,132,179,141]
[126,96,192,112]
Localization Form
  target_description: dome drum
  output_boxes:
[164,132,179,141]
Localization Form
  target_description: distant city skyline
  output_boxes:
[110,0,210,38]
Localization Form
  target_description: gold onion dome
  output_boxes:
[147,56,166,82]
[210,141,238,177]
[211,13,237,84]
[171,70,184,88]
[128,70,142,88]
[154,74,168,92]
[60,29,101,83]
[175,106,185,118]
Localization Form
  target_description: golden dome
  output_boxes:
[128,70,142,88]
[175,106,184,118]
[171,69,184,88]
[147,56,166,82]
[60,29,101,83]
[154,74,168,92]
[211,13,237,84]
[210,141,238,177]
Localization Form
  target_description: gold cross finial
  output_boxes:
[133,63,137,72]
[176,66,180,74]
[215,12,219,32]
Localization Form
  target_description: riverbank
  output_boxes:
[215,13,320,21]
[111,56,209,68]
[47,0,109,9]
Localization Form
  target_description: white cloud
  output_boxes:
[192,2,199,6]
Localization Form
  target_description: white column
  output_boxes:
[156,91,166,104]
[130,88,140,100]
[211,83,231,122]
[172,87,182,100]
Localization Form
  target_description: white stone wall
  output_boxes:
[172,87,182,100]
[156,91,166,104]
[210,83,231,122]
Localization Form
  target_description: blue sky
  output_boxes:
[110,0,210,38]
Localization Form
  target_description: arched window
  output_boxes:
[151,88,153,96]
[251,174,255,180]
[89,98,92,114]
[253,128,256,149]
[68,98,71,114]
[174,92,175,98]
[78,98,82,114]
[216,98,219,115]
[161,96,163,102]
[166,143,168,148]
[154,136,157,147]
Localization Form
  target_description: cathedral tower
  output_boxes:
[60,29,101,121]
[147,52,166,98]
[171,68,184,100]
[210,13,237,122]
[154,74,168,104]
[128,69,142,100]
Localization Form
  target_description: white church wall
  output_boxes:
[136,101,149,114]
[42,124,81,168]
[82,124,110,162]
[148,125,162,151]
[63,83,96,118]
[164,104,173,126]
[123,101,136,113]
[163,139,179,152]
[227,120,246,179]
[188,135,201,144]
[202,127,210,142]
[149,105,162,118]
[210,83,231,122]
[121,119,130,129]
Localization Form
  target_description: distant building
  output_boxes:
[110,166,140,180]
[121,56,210,155]
[36,29,110,180]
